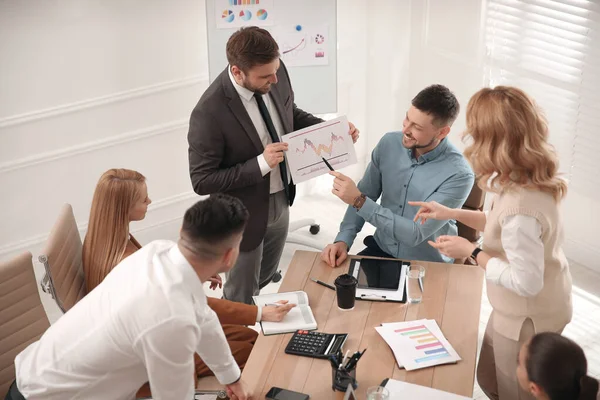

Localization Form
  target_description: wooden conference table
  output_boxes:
[201,250,484,399]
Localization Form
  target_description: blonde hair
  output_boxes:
[82,169,146,292]
[463,86,567,201]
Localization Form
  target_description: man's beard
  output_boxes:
[402,133,438,150]
[242,79,271,95]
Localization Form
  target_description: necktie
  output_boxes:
[254,93,290,202]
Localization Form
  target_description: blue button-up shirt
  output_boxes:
[335,132,474,263]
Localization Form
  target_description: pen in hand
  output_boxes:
[264,303,282,307]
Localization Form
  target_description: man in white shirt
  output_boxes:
[8,194,253,400]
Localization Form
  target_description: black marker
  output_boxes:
[322,157,334,171]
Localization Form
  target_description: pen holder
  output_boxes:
[331,367,358,392]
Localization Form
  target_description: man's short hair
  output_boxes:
[226,26,280,72]
[182,194,249,249]
[411,84,460,127]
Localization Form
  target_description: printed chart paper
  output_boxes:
[376,319,461,371]
[283,116,356,184]
[215,0,274,29]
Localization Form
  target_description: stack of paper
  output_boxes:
[375,319,461,371]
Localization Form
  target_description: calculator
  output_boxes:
[285,330,348,359]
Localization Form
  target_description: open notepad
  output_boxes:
[252,291,318,335]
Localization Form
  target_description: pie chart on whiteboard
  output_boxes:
[239,10,252,21]
[221,10,234,23]
[257,9,268,20]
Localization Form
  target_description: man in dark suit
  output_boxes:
[188,27,358,304]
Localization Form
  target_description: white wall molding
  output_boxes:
[565,239,600,273]
[0,119,188,173]
[0,191,198,258]
[0,74,207,129]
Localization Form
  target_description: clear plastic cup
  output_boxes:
[366,386,390,400]
[407,265,425,304]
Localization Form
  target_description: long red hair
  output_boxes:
[82,169,146,291]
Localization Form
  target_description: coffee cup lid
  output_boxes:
[335,273,357,286]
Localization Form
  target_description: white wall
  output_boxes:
[0,0,207,263]
[1,0,594,272]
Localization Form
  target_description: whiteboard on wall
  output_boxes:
[205,0,337,114]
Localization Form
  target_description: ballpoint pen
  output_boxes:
[360,293,387,301]
[340,350,350,370]
[321,157,335,171]
[346,348,367,371]
[264,303,282,307]
[310,277,335,291]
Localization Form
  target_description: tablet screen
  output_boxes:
[356,259,401,290]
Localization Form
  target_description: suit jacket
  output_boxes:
[187,61,323,251]
[123,236,258,325]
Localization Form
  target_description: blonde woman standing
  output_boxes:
[410,86,572,400]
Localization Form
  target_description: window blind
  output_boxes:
[485,0,599,199]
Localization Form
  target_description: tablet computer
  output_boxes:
[350,258,406,291]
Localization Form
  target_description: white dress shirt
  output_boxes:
[485,214,546,297]
[227,66,290,194]
[15,240,240,400]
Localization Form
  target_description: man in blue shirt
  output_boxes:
[322,85,474,266]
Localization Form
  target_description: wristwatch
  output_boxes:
[470,247,483,263]
[353,193,367,210]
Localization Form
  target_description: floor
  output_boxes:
[38,193,600,399]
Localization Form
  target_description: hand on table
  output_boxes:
[226,378,252,400]
[321,242,349,268]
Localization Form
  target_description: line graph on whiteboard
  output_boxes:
[273,24,329,67]
[283,116,357,183]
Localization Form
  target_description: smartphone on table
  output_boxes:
[265,386,310,400]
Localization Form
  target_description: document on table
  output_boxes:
[376,319,461,371]
[383,379,472,399]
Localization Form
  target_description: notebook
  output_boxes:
[252,291,318,335]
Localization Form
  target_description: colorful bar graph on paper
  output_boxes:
[229,0,259,5]
[395,324,451,363]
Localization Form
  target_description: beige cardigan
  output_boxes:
[483,188,572,340]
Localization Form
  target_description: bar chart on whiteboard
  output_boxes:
[283,116,357,183]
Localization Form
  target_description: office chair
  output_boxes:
[455,182,485,264]
[0,252,51,397]
[39,204,87,313]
